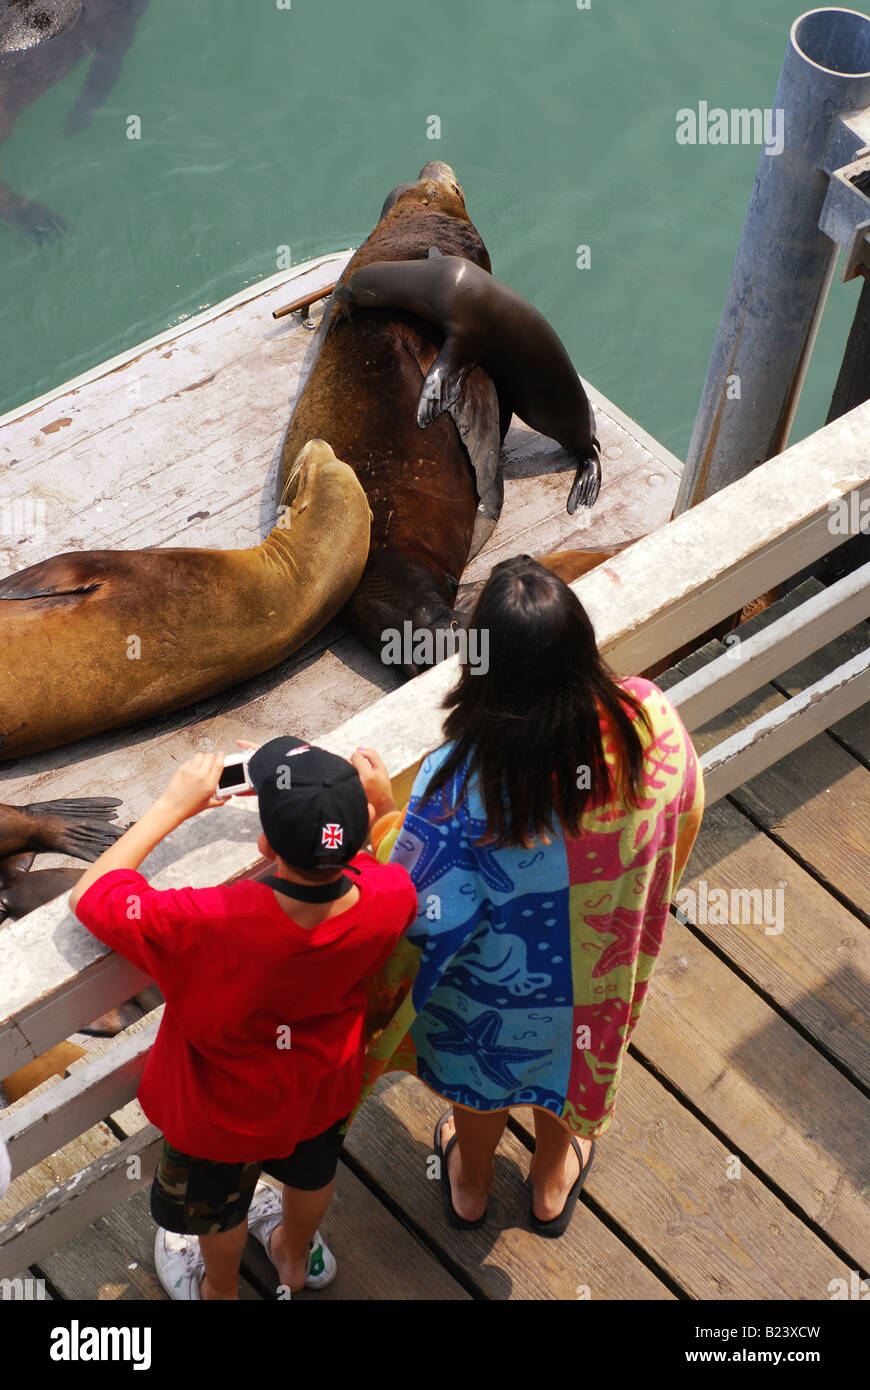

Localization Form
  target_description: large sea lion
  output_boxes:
[336,250,602,512]
[280,162,505,674]
[0,0,150,240]
[0,440,371,760]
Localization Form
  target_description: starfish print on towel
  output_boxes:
[424,1004,550,1089]
[397,805,515,898]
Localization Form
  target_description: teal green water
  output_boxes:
[0,0,861,457]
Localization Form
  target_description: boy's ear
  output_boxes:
[257,831,275,860]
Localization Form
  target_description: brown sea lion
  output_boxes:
[0,440,371,760]
[336,250,602,512]
[280,162,504,675]
[1,1041,86,1105]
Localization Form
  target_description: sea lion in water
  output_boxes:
[336,250,602,513]
[280,163,504,674]
[0,0,150,240]
[0,440,371,760]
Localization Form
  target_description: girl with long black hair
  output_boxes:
[353,555,703,1236]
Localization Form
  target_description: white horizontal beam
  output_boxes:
[0,1019,159,1178]
[667,559,870,730]
[700,648,870,804]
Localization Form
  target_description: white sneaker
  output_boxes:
[247,1180,337,1290]
[154,1228,204,1300]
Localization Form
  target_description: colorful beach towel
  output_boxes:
[359,677,704,1138]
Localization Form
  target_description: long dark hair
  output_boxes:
[420,556,651,848]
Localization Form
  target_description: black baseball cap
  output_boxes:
[248,736,369,870]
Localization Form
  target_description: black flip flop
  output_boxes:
[433,1109,488,1230]
[528,1136,595,1238]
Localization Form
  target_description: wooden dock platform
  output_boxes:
[3,602,866,1301]
[0,251,680,835]
[1,258,867,1302]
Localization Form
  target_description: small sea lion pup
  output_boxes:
[335,247,602,512]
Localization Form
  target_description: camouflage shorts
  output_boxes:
[150,1144,261,1235]
[150,1116,348,1234]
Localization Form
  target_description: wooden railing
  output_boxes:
[1,397,869,1277]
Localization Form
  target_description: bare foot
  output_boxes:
[529,1137,592,1222]
[268,1222,310,1293]
[439,1113,489,1222]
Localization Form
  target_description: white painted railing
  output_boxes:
[1,397,869,1278]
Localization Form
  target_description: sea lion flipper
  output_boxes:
[417,342,471,428]
[443,365,502,550]
[566,453,603,513]
[0,852,36,881]
[469,468,504,560]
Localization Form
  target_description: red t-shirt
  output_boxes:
[75,854,417,1162]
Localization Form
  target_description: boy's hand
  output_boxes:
[157,753,226,822]
[232,739,259,796]
[351,748,397,823]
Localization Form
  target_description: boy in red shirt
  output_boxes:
[71,737,417,1301]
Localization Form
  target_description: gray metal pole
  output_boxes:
[675,7,870,515]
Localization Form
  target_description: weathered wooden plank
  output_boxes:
[243,1166,470,1302]
[730,731,870,919]
[1,1014,160,1176]
[511,1062,853,1299]
[667,562,870,732]
[662,630,870,916]
[0,1125,161,1278]
[764,583,870,763]
[0,1120,118,1227]
[631,912,870,1265]
[678,797,870,1085]
[37,1188,261,1302]
[0,935,151,1075]
[701,648,870,804]
[347,1074,674,1300]
[0,255,353,566]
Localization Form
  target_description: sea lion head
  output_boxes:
[333,264,389,309]
[378,161,466,223]
[279,438,346,516]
